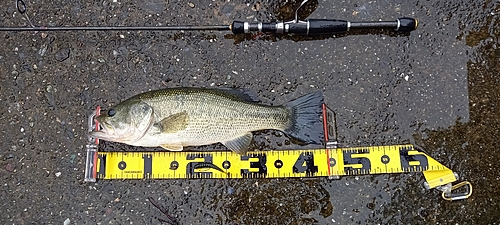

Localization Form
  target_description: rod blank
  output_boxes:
[0,25,230,32]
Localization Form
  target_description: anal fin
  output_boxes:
[222,132,253,155]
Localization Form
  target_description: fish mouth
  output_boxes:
[89,120,115,140]
[89,130,107,139]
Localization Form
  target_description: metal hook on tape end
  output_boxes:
[441,181,472,201]
[425,181,472,201]
[84,106,101,182]
[424,172,472,201]
[87,106,101,144]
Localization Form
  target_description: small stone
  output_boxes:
[63,218,70,225]
[188,2,195,8]
[227,186,234,195]
[45,93,56,109]
[418,207,429,218]
[252,2,261,11]
[204,213,213,220]
[70,154,77,163]
[183,186,191,195]
[55,48,70,62]
[221,4,235,14]
[5,163,16,172]
[55,172,62,177]
[38,45,47,56]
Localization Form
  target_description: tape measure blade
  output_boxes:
[93,143,457,193]
[422,155,457,188]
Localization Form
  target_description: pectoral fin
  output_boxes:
[156,111,189,134]
[160,143,184,151]
[222,132,253,155]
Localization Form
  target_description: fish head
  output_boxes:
[90,100,155,143]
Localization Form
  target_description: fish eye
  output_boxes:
[108,109,116,117]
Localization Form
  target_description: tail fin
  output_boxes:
[283,91,324,144]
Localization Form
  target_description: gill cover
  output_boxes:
[92,101,154,142]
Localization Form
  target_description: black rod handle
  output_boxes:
[288,19,349,34]
[350,17,418,32]
[232,17,418,35]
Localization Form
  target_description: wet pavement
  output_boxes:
[1,0,499,224]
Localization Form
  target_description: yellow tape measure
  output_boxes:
[87,145,452,188]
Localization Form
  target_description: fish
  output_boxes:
[90,87,323,154]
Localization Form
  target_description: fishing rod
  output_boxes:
[3,0,418,35]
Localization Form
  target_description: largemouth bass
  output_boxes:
[90,87,323,154]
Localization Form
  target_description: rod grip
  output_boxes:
[288,19,349,35]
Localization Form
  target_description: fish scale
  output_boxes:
[147,92,286,134]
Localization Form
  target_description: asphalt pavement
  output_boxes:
[1,0,499,224]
